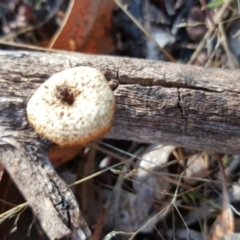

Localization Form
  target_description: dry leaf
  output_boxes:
[48,145,82,167]
[103,144,175,234]
[208,156,234,240]
[208,207,234,240]
[49,0,101,50]
[50,0,116,54]
[105,191,169,233]
[186,6,207,43]
[167,228,204,240]
[227,19,240,64]
[145,27,176,60]
[133,144,174,200]
[220,233,240,240]
[185,152,209,185]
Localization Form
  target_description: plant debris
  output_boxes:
[1,0,240,239]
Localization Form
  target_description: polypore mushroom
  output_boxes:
[27,66,115,146]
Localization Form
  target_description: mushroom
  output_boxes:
[27,66,115,146]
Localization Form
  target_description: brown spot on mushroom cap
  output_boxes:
[27,67,115,146]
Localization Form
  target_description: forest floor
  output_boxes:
[1,0,240,239]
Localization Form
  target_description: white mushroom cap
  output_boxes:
[27,67,115,146]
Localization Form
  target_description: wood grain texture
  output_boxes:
[0,50,240,238]
[1,51,240,154]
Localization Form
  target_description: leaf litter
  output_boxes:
[1,0,240,239]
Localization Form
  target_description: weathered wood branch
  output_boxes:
[1,50,240,238]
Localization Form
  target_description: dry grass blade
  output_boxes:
[188,0,232,64]
[0,202,28,225]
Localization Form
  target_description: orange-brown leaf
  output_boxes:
[49,0,116,54]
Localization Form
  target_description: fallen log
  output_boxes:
[0,50,240,239]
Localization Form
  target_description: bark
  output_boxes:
[0,50,240,238]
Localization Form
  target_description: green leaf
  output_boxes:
[207,0,225,8]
